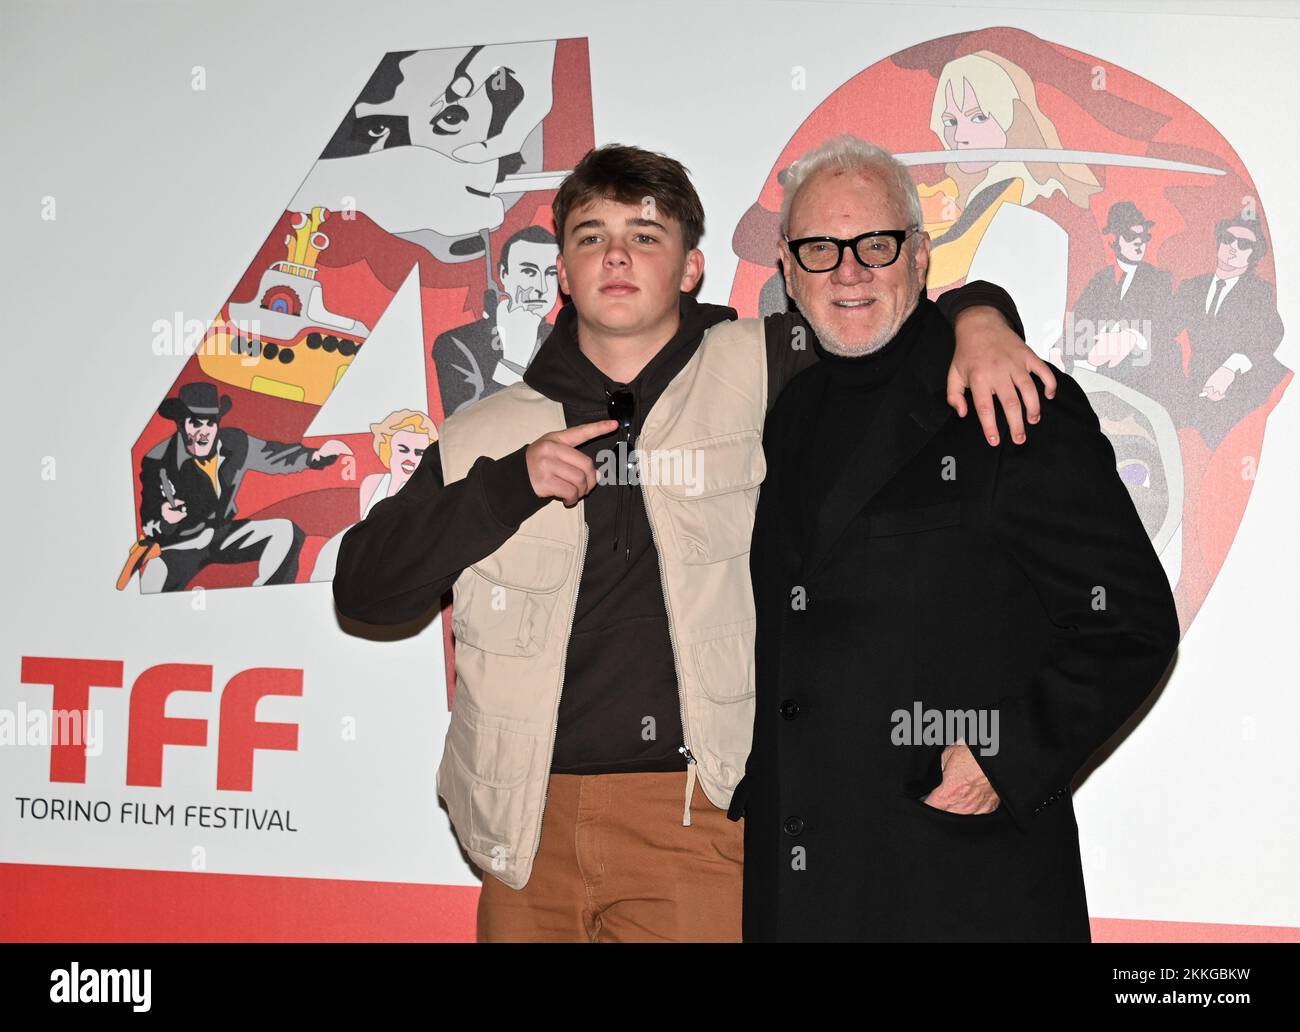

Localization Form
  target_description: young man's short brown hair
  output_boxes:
[552,143,706,253]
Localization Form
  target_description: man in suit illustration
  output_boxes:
[1168,217,1286,448]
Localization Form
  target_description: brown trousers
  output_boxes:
[476,771,743,942]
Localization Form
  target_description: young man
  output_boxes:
[332,143,1052,942]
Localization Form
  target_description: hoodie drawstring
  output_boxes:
[612,411,636,562]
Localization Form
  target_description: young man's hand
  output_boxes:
[525,420,619,507]
[947,305,1058,446]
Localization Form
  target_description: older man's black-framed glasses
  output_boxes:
[784,227,919,273]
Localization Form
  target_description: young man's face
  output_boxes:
[556,196,703,339]
[782,167,930,357]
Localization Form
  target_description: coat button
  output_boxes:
[779,699,801,720]
[783,816,805,836]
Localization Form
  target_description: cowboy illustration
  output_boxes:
[121,381,352,593]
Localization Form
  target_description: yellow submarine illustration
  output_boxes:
[198,207,371,405]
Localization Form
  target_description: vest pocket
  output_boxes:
[685,624,758,789]
[689,620,757,702]
[654,431,766,564]
[438,700,537,860]
[452,534,574,657]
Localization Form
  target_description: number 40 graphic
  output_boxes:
[123,39,592,605]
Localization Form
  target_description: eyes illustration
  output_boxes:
[431,104,470,136]
[941,111,990,128]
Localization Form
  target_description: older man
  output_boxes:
[730,136,1181,942]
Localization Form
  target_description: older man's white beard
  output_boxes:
[812,321,892,357]
[805,297,918,358]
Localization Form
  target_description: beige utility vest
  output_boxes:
[436,317,768,889]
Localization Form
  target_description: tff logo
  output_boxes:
[18,657,300,790]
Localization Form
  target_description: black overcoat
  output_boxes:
[730,298,1180,942]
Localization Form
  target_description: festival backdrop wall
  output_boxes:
[2,0,1297,941]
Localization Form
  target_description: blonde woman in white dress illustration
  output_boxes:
[310,409,437,582]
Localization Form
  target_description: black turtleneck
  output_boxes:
[799,297,925,526]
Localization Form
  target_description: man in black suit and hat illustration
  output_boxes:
[1068,201,1180,402]
[132,381,352,593]
[1166,216,1287,448]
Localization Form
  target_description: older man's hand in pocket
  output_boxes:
[922,741,1001,815]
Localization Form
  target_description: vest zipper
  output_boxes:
[644,493,696,827]
[678,745,698,827]
[528,517,589,867]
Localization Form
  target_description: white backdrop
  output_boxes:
[1,0,1297,934]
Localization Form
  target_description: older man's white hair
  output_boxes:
[780,134,923,237]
